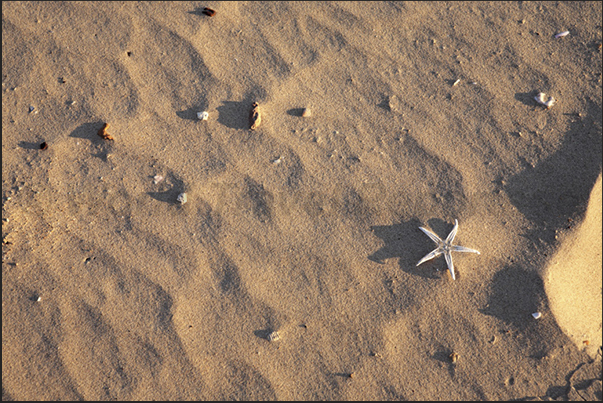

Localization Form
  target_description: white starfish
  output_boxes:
[416,219,480,280]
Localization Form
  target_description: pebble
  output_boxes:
[301,108,311,117]
[532,312,542,319]
[197,111,209,120]
[177,192,187,205]
[153,175,164,184]
[267,331,280,342]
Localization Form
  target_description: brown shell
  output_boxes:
[202,7,216,17]
[97,123,114,141]
[250,102,261,130]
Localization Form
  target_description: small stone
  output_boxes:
[197,111,209,120]
[532,312,542,319]
[267,331,280,342]
[177,193,187,205]
[153,175,164,184]
[301,108,311,117]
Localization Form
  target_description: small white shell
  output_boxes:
[554,31,569,38]
[532,312,542,319]
[153,175,164,184]
[267,331,280,342]
[534,92,556,108]
[197,111,209,120]
[176,192,187,205]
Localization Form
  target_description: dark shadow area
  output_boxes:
[432,349,457,379]
[514,90,542,107]
[147,175,185,204]
[188,7,214,17]
[543,385,569,401]
[286,108,305,117]
[480,266,544,330]
[68,121,107,142]
[68,122,114,161]
[176,96,208,121]
[253,328,272,341]
[216,100,252,130]
[377,97,391,111]
[504,102,602,243]
[480,266,573,362]
[369,218,451,280]
[17,141,42,150]
[176,107,201,121]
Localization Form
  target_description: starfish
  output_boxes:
[416,219,480,280]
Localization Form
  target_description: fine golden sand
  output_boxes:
[2,1,601,400]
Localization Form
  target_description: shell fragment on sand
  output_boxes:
[97,123,114,140]
[250,102,261,130]
[197,111,209,120]
[177,192,187,205]
[534,92,556,108]
[267,331,280,341]
[555,31,569,38]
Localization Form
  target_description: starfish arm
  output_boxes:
[444,252,456,280]
[451,245,480,254]
[416,249,443,266]
[445,219,459,244]
[419,226,443,245]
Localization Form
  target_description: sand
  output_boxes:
[2,1,602,400]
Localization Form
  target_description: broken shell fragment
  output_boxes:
[267,331,280,342]
[153,175,164,184]
[39,141,48,150]
[532,312,542,319]
[534,92,556,108]
[301,108,311,117]
[176,192,187,205]
[97,123,114,140]
[197,111,209,121]
[250,102,261,130]
[201,7,216,17]
[554,31,569,38]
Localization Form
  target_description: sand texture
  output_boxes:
[2,1,602,400]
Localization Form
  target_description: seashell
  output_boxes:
[532,312,542,319]
[554,31,569,38]
[97,123,114,140]
[39,141,48,150]
[267,331,280,342]
[534,92,555,108]
[197,111,209,121]
[250,102,261,130]
[176,192,187,205]
[301,108,311,117]
[202,7,216,17]
[153,175,164,184]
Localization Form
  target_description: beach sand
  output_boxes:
[2,1,601,400]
